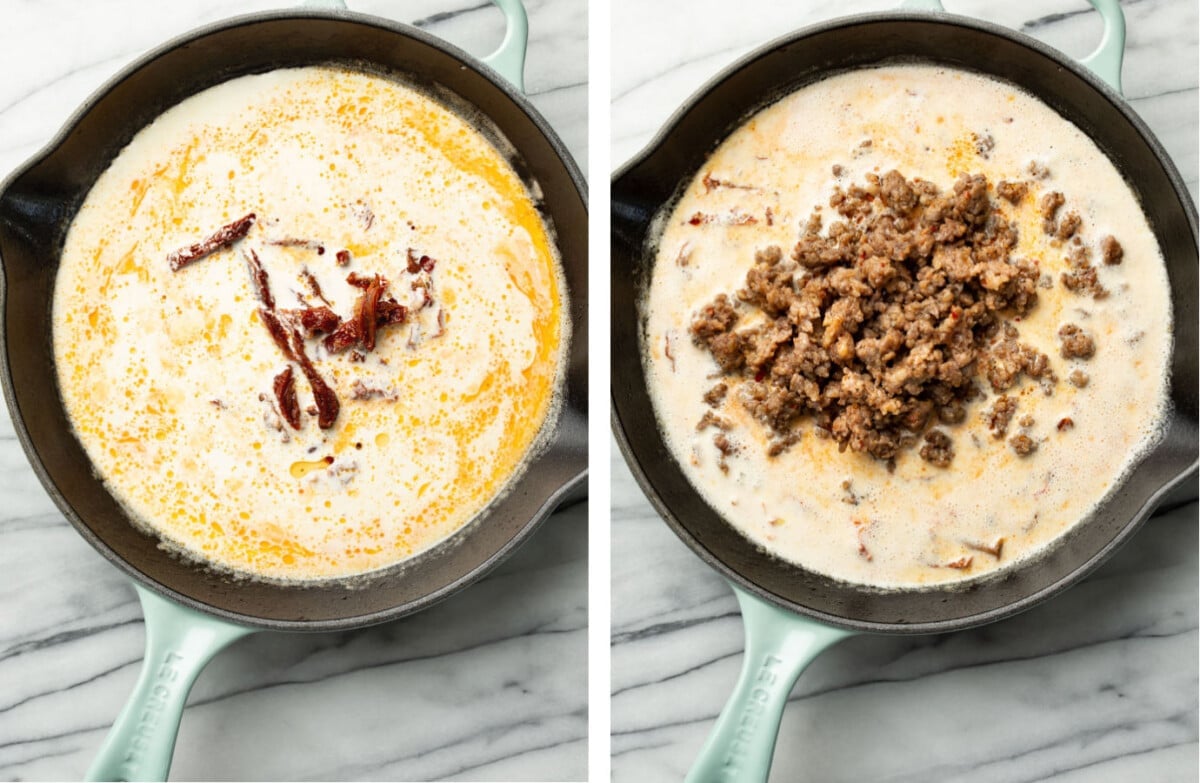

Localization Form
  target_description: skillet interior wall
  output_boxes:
[612,15,1197,630]
[0,14,588,628]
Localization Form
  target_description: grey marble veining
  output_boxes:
[610,1,1198,781]
[0,1,587,781]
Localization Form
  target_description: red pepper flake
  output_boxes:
[335,249,351,266]
[167,213,256,271]
[754,368,766,382]
[1057,417,1074,431]
[951,308,961,320]
[273,365,301,430]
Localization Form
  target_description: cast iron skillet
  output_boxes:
[611,1,1196,780]
[0,1,586,780]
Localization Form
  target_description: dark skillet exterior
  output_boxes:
[0,10,587,631]
[611,11,1197,634]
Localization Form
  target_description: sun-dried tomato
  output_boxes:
[323,318,364,354]
[259,308,296,361]
[290,329,339,429]
[244,248,274,309]
[360,277,384,351]
[167,213,256,271]
[273,366,301,429]
[294,306,340,334]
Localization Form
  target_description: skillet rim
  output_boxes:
[0,7,589,632]
[610,9,1198,634]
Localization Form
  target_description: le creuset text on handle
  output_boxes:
[86,587,254,782]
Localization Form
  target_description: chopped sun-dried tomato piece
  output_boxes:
[244,248,274,309]
[376,298,408,326]
[289,329,339,429]
[273,365,301,430]
[258,308,296,361]
[360,277,384,351]
[167,213,256,271]
[293,306,340,334]
[323,318,364,354]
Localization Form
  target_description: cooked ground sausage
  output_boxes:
[1058,323,1096,359]
[1010,433,1037,456]
[688,170,1063,464]
[1056,210,1081,240]
[988,395,1018,438]
[1040,191,1065,234]
[996,180,1028,204]
[1100,235,1124,265]
[920,429,954,467]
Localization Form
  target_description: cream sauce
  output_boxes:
[54,67,565,581]
[644,65,1171,588]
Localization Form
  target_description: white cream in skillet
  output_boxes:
[53,67,565,581]
[644,65,1172,588]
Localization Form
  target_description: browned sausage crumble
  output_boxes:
[688,169,1108,467]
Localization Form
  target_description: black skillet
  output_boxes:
[610,1,1196,779]
[0,1,586,779]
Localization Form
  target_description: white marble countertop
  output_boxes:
[611,1,1197,781]
[0,1,587,781]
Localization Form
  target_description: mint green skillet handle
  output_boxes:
[480,0,529,93]
[86,585,254,782]
[685,585,856,783]
[303,0,529,92]
[899,0,1126,94]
